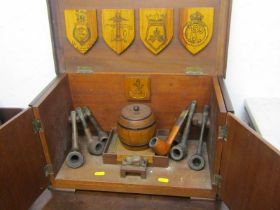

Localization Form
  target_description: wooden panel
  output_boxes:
[0,109,48,210]
[68,73,212,131]
[30,189,222,210]
[30,75,73,177]
[207,77,226,187]
[221,113,280,210]
[0,108,22,124]
[55,137,214,198]
[47,0,231,75]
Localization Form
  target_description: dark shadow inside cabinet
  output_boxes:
[30,73,226,199]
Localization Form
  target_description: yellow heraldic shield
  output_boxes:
[179,8,214,55]
[140,8,173,55]
[102,9,135,54]
[64,9,98,54]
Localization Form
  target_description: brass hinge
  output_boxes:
[76,66,93,73]
[44,164,54,177]
[32,119,43,133]
[213,174,222,187]
[185,67,205,76]
[218,125,228,140]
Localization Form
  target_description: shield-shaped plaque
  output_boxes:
[179,8,214,55]
[64,9,98,54]
[102,9,135,54]
[140,8,173,55]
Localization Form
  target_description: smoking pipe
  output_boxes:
[65,110,84,168]
[149,107,190,156]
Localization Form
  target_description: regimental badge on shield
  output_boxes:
[64,9,98,54]
[179,8,214,55]
[139,8,173,55]
[102,9,135,54]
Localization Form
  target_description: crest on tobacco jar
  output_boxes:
[180,8,214,55]
[140,9,173,55]
[64,9,98,54]
[102,9,135,54]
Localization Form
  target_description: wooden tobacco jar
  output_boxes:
[117,104,156,150]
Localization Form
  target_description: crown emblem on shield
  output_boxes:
[146,13,166,25]
[190,12,204,22]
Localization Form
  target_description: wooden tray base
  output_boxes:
[54,136,214,198]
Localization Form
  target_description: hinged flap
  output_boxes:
[47,0,231,76]
[0,108,48,210]
[220,113,280,210]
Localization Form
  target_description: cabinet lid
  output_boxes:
[47,0,231,76]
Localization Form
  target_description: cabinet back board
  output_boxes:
[48,0,231,75]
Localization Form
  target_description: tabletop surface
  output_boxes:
[245,98,280,151]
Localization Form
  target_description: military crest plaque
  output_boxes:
[102,9,135,54]
[179,8,214,55]
[140,8,173,55]
[64,9,98,54]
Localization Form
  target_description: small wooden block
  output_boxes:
[120,165,147,179]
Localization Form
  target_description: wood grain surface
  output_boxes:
[0,109,48,210]
[68,73,212,131]
[0,108,22,124]
[30,189,223,210]
[221,113,280,210]
[30,75,73,177]
[47,0,231,75]
[55,137,214,198]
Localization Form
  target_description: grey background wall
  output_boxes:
[0,0,280,122]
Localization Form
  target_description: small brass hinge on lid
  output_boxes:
[185,67,205,76]
[44,164,54,177]
[213,174,222,187]
[218,125,228,140]
[32,119,43,133]
[76,66,94,73]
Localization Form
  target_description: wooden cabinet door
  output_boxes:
[0,108,48,210]
[221,113,280,210]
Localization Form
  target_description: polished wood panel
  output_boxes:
[55,138,214,198]
[221,113,280,210]
[0,109,48,210]
[30,189,222,210]
[30,75,73,176]
[207,77,227,189]
[68,73,212,131]
[47,0,231,75]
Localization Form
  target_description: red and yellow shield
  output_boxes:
[179,8,214,55]
[64,9,98,54]
[139,8,173,55]
[102,9,135,54]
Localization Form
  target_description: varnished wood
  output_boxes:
[30,189,222,210]
[30,75,73,177]
[139,8,173,55]
[208,77,227,190]
[68,73,212,131]
[221,113,280,210]
[0,109,48,210]
[179,8,214,55]
[54,137,214,198]
[102,9,135,54]
[64,9,98,54]
[218,76,234,113]
[47,0,231,75]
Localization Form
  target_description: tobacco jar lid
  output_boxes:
[121,104,152,121]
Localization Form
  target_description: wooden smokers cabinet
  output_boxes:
[1,0,280,210]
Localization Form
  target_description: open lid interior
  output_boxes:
[47,0,231,76]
